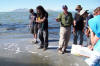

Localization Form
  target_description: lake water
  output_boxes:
[0,12,87,44]
[0,12,60,38]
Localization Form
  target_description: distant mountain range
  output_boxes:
[12,8,29,12]
[12,8,93,13]
[12,8,59,12]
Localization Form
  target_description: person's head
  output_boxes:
[93,7,100,16]
[80,10,89,18]
[62,5,68,13]
[93,9,97,16]
[29,9,34,13]
[36,5,47,15]
[75,5,82,13]
[84,10,89,17]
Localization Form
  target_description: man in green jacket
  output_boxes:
[56,5,73,54]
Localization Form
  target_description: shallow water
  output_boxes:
[0,12,89,66]
[0,52,53,66]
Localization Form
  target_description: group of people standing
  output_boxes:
[56,5,93,54]
[29,5,100,66]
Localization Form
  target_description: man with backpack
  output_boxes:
[56,5,73,54]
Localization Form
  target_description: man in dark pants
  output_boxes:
[39,28,48,49]
[36,5,48,51]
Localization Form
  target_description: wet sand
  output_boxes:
[0,33,88,66]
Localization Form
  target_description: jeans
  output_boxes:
[39,28,48,48]
[73,30,84,45]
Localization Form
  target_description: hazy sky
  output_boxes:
[0,0,100,12]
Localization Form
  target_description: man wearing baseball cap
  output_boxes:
[56,5,73,54]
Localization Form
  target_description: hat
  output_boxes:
[62,5,68,9]
[80,10,88,15]
[75,5,82,10]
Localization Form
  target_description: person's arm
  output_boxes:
[85,28,90,37]
[37,17,46,23]
[56,13,62,22]
[73,20,76,27]
[73,13,77,33]
[82,21,85,33]
[89,27,99,46]
[29,14,33,27]
[73,20,76,33]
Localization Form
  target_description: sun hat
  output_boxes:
[75,5,82,10]
[80,10,88,15]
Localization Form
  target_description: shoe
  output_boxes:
[64,49,67,53]
[34,41,38,44]
[43,48,47,51]
[58,48,64,54]
[38,46,43,49]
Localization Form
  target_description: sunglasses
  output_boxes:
[76,9,81,10]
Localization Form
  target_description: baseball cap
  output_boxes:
[62,5,68,9]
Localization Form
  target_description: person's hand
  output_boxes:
[73,28,75,34]
[56,18,59,22]
[29,24,32,28]
[88,45,93,50]
[82,29,84,33]
[73,20,76,26]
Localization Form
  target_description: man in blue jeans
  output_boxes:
[36,5,48,51]
[73,5,86,45]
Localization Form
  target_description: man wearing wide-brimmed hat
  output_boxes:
[73,5,85,45]
[75,5,82,11]
[73,5,83,27]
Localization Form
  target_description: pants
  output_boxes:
[73,30,84,45]
[39,28,48,48]
[31,23,38,34]
[59,27,71,50]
